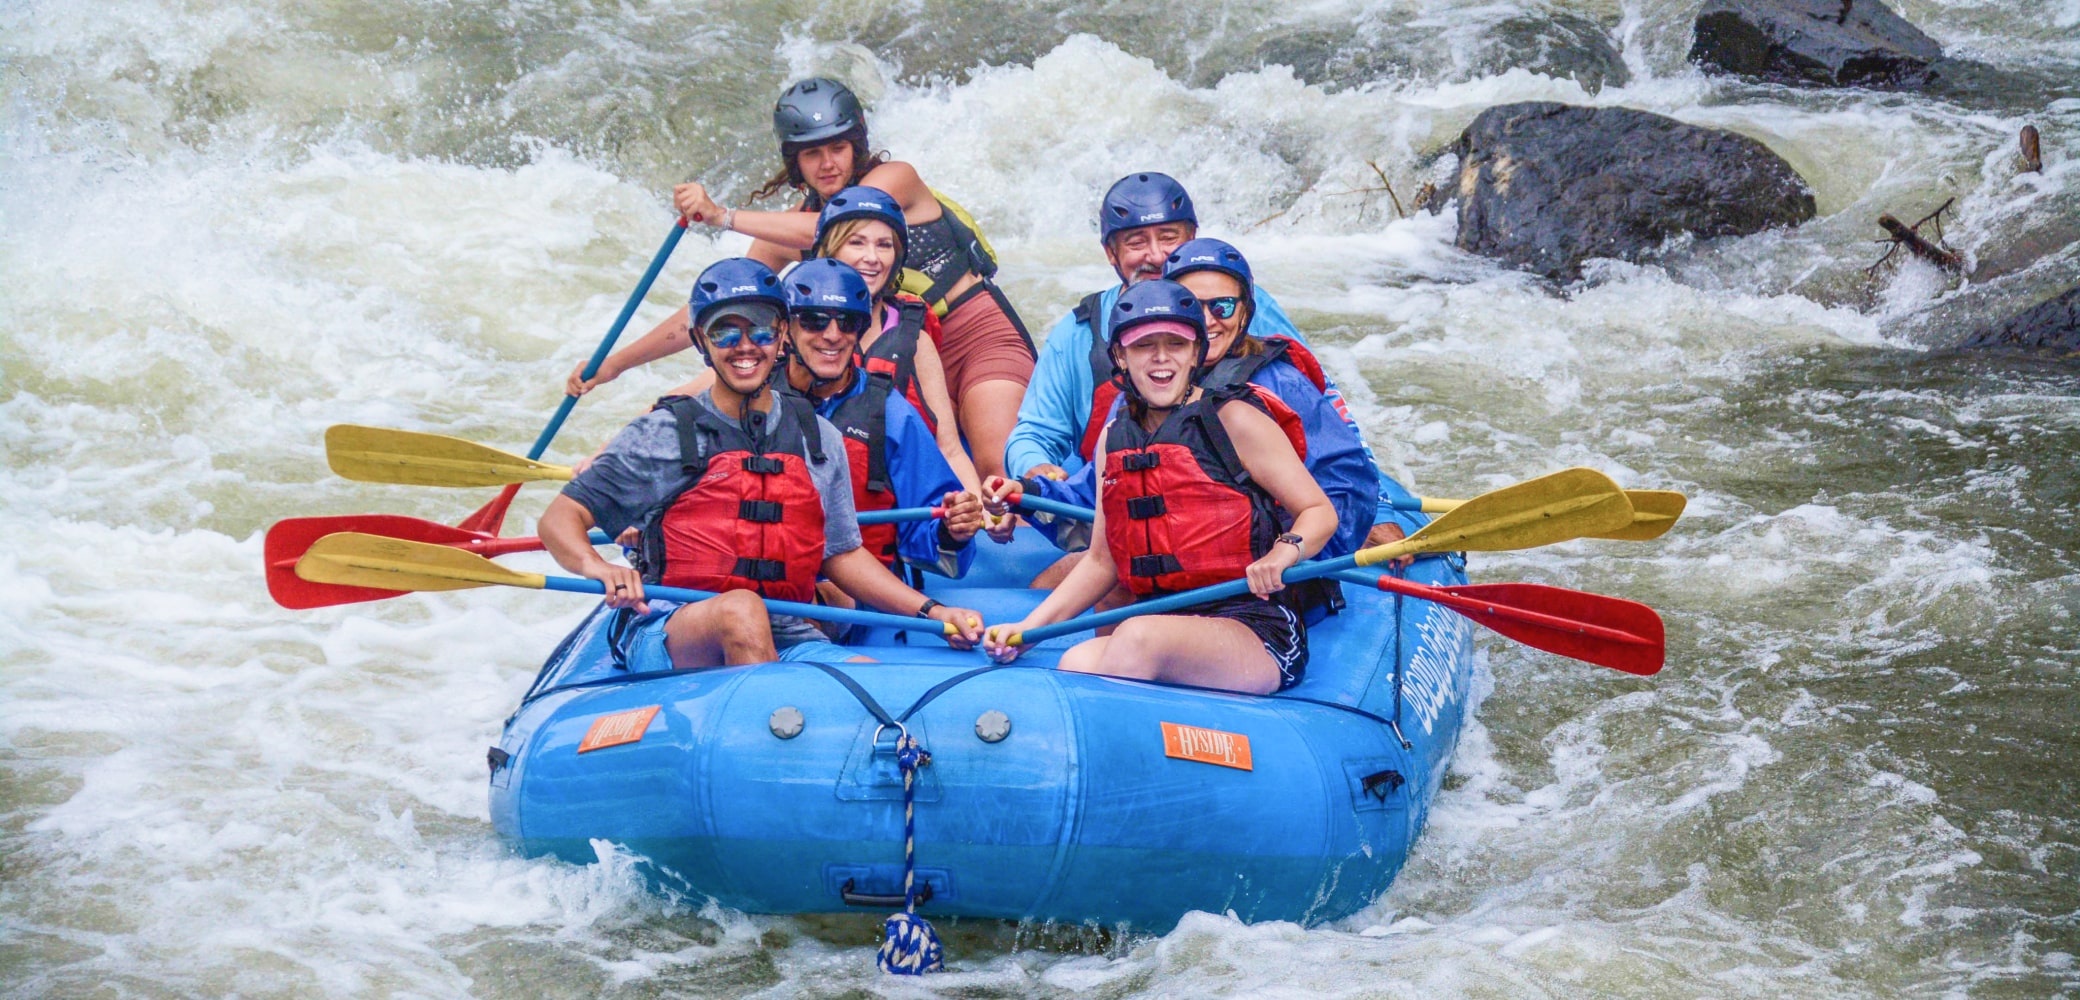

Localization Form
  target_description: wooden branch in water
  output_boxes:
[2020,124,2043,174]
[1365,160,1405,219]
[1871,198,1962,274]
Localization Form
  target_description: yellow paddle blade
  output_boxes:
[325,425,575,488]
[1418,488,1688,541]
[1357,468,1633,566]
[295,532,547,593]
[1597,490,1687,542]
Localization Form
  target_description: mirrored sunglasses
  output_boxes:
[1202,296,1242,320]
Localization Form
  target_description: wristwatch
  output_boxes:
[915,598,943,619]
[1274,532,1305,550]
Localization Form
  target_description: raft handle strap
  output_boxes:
[842,878,934,909]
[804,661,897,728]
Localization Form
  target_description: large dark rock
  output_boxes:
[1452,102,1817,281]
[1962,287,2080,353]
[1689,0,1943,90]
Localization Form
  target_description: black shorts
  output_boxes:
[1188,593,1308,690]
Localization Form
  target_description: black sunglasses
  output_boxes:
[794,309,870,335]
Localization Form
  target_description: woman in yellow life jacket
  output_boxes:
[566,78,1033,481]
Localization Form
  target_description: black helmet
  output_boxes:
[774,78,865,146]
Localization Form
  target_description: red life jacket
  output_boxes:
[820,370,904,567]
[1100,385,1307,596]
[862,294,939,435]
[639,393,829,603]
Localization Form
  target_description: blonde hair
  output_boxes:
[814,217,907,299]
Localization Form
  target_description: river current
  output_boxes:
[4,1,2077,996]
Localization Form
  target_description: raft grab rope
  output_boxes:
[875,726,944,975]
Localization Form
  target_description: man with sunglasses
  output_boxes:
[999,172,1307,550]
[537,258,985,670]
[777,259,985,583]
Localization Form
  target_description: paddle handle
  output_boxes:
[528,218,690,460]
[857,506,944,525]
[1015,494,1094,521]
[537,575,956,635]
[1390,496,1461,514]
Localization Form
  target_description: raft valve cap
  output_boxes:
[975,710,1011,743]
[770,706,805,739]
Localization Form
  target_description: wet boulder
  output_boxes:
[1689,0,1943,90]
[1962,286,2080,353]
[1452,102,1817,281]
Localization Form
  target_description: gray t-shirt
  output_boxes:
[562,390,860,645]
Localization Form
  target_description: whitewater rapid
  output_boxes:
[5,0,2077,996]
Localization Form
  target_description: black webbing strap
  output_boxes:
[1130,553,1184,578]
[731,557,787,582]
[804,661,897,727]
[861,371,893,494]
[1125,495,1166,519]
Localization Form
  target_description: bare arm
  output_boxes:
[1220,401,1336,596]
[981,459,1123,658]
[910,334,981,492]
[540,495,650,613]
[858,161,940,224]
[566,305,693,396]
[821,547,985,648]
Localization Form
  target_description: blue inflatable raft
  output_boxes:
[488,530,1477,931]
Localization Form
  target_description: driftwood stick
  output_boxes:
[1365,160,1405,219]
[2021,124,2043,174]
[1876,213,1962,272]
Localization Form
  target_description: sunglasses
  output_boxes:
[705,323,779,349]
[1202,296,1242,320]
[794,309,871,335]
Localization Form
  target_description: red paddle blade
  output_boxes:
[1378,577,1665,676]
[265,515,484,609]
[456,482,522,535]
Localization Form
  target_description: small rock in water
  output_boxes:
[1451,102,1816,281]
[1689,0,1944,90]
[1961,286,2080,354]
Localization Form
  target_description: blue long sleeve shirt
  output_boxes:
[1008,283,1427,547]
[1004,284,1302,479]
[811,371,975,578]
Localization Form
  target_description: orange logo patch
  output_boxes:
[578,705,662,753]
[1160,721,1253,771]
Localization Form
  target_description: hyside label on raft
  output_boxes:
[578,705,662,753]
[1160,722,1253,770]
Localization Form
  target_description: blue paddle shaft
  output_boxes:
[1015,552,1363,644]
[528,219,689,460]
[537,575,954,635]
[857,506,937,525]
[1016,494,1094,521]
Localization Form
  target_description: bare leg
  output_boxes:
[957,378,1026,482]
[1029,551,1084,589]
[1057,615,1280,695]
[663,590,778,668]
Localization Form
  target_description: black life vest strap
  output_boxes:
[1188,389,1256,488]
[1201,337,1285,392]
[861,371,893,495]
[732,557,789,582]
[1078,291,1113,384]
[1130,553,1185,579]
[1125,495,1166,519]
